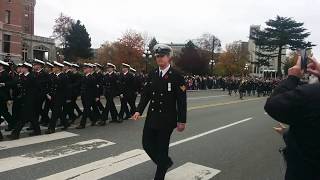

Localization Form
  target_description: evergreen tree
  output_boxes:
[175,41,210,75]
[251,16,313,76]
[64,20,93,61]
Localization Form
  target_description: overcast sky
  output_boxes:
[35,0,320,56]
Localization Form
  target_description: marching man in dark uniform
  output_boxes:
[76,63,99,129]
[130,67,140,106]
[0,60,12,140]
[62,61,77,124]
[119,63,136,120]
[40,62,55,126]
[93,63,104,120]
[69,63,83,123]
[32,59,50,126]
[45,61,69,134]
[99,63,121,125]
[8,64,24,132]
[8,62,41,139]
[132,44,187,180]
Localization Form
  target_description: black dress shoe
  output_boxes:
[97,121,106,126]
[7,134,19,140]
[45,129,55,134]
[26,127,33,131]
[76,125,85,129]
[91,121,97,126]
[77,112,83,118]
[110,119,123,123]
[41,123,49,127]
[69,118,76,124]
[5,127,13,132]
[61,126,69,131]
[29,132,41,137]
[154,160,173,180]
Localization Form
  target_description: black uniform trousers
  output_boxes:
[40,98,52,124]
[35,96,46,122]
[119,94,136,118]
[12,102,40,136]
[49,100,68,131]
[142,126,173,179]
[102,93,118,121]
[80,98,97,126]
[10,100,20,129]
[63,101,77,122]
[71,96,82,116]
[0,101,13,128]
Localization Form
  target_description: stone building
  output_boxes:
[0,0,55,63]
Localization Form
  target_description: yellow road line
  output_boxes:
[187,97,264,111]
[139,97,265,118]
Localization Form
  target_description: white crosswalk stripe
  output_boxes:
[0,131,78,150]
[39,153,221,180]
[36,118,252,180]
[38,149,150,180]
[0,139,115,173]
[165,162,221,180]
[1,117,250,179]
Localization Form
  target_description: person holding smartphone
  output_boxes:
[265,53,320,180]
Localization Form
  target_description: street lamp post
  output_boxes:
[244,63,250,76]
[209,59,215,75]
[142,47,152,73]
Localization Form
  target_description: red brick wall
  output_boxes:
[0,0,24,57]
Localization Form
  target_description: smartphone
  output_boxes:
[301,49,312,71]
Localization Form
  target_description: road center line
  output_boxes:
[170,117,253,147]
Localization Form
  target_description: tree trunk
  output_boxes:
[277,46,283,77]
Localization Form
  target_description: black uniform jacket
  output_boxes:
[264,75,320,170]
[137,67,187,130]
[0,70,11,101]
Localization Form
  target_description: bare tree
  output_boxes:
[52,13,75,48]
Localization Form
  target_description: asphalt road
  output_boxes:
[0,90,285,180]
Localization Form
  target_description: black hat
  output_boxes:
[130,67,136,72]
[22,62,33,68]
[63,61,73,67]
[94,63,103,68]
[72,63,80,68]
[83,63,94,68]
[121,63,130,68]
[107,63,116,69]
[33,59,46,66]
[46,62,54,68]
[17,63,24,67]
[153,44,173,56]
[53,61,64,68]
[0,60,10,67]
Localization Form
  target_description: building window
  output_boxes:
[22,46,28,61]
[5,10,11,24]
[24,25,29,32]
[3,35,11,53]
